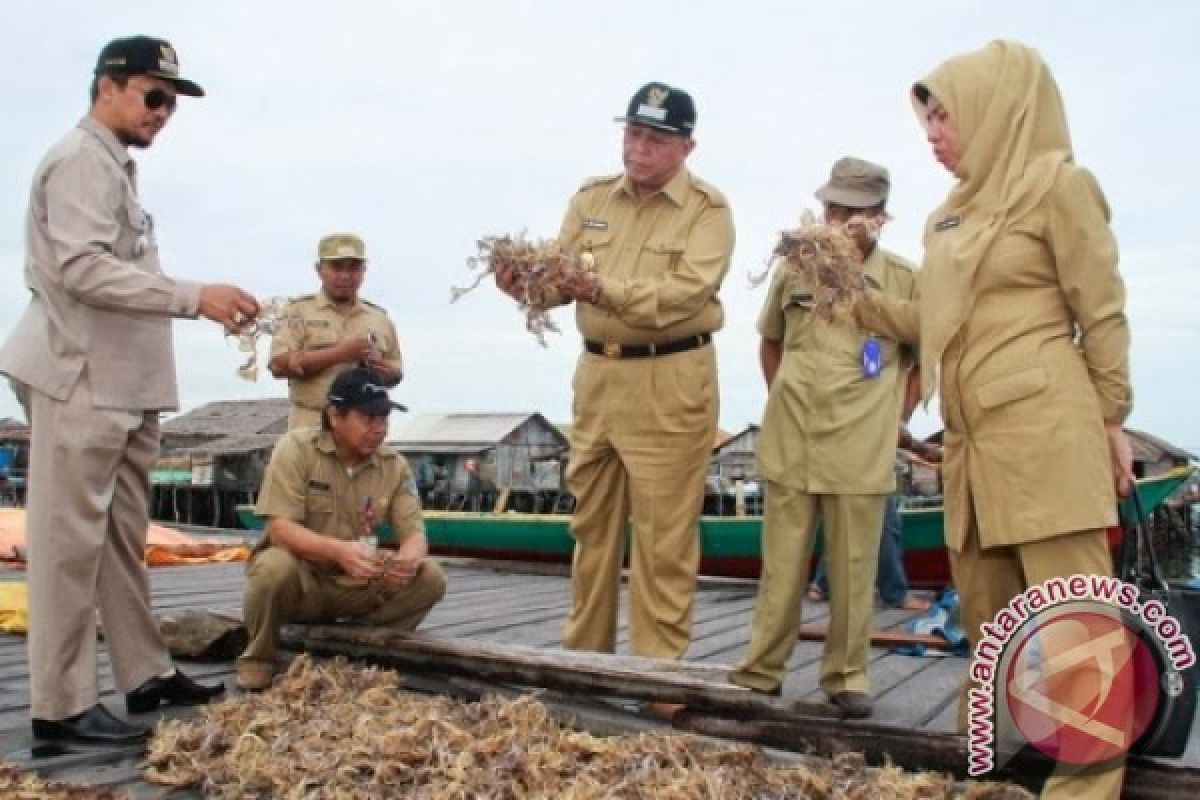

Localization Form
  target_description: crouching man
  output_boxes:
[236,367,447,690]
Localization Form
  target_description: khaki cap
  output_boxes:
[318,233,366,261]
[814,157,890,208]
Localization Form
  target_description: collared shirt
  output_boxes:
[756,247,917,493]
[255,428,424,547]
[555,168,735,346]
[0,116,201,409]
[269,290,402,410]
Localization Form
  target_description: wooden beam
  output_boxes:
[280,625,839,719]
[798,623,956,652]
[671,712,1200,800]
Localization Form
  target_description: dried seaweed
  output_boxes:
[750,210,883,319]
[453,233,589,346]
[145,656,1032,799]
[0,762,131,799]
[227,296,288,381]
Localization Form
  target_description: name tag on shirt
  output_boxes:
[934,215,961,232]
[862,337,883,379]
[308,480,331,491]
[582,218,608,230]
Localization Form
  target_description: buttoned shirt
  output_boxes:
[554,168,735,345]
[0,116,201,409]
[255,428,424,551]
[756,247,916,494]
[269,291,402,411]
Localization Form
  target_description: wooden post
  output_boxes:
[734,480,746,518]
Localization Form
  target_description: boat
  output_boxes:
[236,467,1193,587]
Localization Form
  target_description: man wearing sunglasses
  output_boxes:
[268,233,403,430]
[0,35,259,746]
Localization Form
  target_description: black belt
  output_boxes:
[584,332,712,359]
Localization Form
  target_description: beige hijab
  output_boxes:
[914,40,1073,401]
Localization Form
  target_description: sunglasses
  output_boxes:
[133,86,177,114]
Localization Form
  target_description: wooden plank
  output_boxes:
[672,711,1200,800]
[799,622,958,652]
[281,626,840,719]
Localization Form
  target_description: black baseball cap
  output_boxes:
[327,368,407,415]
[94,35,205,97]
[614,81,695,136]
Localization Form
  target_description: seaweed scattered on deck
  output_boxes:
[145,655,1032,799]
[0,761,131,799]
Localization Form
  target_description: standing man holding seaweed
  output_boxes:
[0,35,258,745]
[729,157,916,718]
[269,233,403,430]
[494,81,734,667]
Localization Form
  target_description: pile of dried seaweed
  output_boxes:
[452,233,587,346]
[751,210,883,319]
[0,762,130,799]
[145,656,1030,799]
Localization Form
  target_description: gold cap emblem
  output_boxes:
[646,87,669,108]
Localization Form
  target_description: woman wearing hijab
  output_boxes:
[857,41,1133,798]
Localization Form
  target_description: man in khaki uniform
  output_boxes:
[729,158,915,718]
[237,367,446,690]
[0,36,258,744]
[269,233,403,430]
[496,81,734,662]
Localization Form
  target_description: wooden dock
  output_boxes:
[0,559,1197,797]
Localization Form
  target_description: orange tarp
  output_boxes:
[0,508,248,566]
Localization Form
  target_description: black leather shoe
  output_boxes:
[830,690,873,719]
[32,704,150,745]
[126,669,225,714]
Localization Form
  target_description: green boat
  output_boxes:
[235,467,1193,587]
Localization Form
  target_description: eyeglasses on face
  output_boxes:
[132,86,178,114]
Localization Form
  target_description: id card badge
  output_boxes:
[861,336,883,379]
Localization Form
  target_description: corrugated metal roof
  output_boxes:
[389,413,565,448]
[163,399,291,436]
[183,433,282,455]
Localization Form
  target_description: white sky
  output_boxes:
[2,1,1198,453]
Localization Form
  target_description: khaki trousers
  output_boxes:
[287,406,322,431]
[238,547,447,666]
[952,524,1124,799]
[562,345,717,659]
[731,484,885,695]
[25,376,172,719]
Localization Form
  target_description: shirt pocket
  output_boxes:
[580,230,614,272]
[118,200,154,263]
[304,321,340,349]
[639,236,685,277]
[977,366,1049,410]
[305,490,336,533]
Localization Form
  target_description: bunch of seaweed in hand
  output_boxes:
[750,210,883,319]
[452,233,589,347]
[229,296,289,381]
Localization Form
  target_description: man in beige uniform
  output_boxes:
[496,81,734,661]
[0,36,259,744]
[729,158,915,718]
[236,368,446,690]
[269,233,403,430]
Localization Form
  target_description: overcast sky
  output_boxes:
[3,1,1198,453]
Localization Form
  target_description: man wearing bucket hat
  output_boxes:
[0,35,259,745]
[495,81,734,671]
[269,233,404,430]
[236,367,446,691]
[729,157,918,719]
